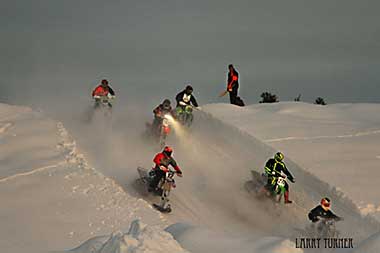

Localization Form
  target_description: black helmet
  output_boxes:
[162,99,171,109]
[101,79,109,86]
[185,85,193,94]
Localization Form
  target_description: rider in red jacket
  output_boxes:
[149,146,182,191]
[92,79,115,108]
[92,79,115,97]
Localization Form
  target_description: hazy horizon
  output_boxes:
[1,0,380,108]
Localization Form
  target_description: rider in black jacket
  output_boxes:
[308,197,342,222]
[175,85,199,108]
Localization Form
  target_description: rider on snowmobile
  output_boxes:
[92,79,116,108]
[175,84,199,125]
[148,146,183,192]
[264,152,295,203]
[308,197,342,222]
[175,84,199,108]
[152,99,174,132]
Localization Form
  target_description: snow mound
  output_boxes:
[254,237,303,253]
[66,220,189,253]
[165,223,303,253]
[352,231,380,253]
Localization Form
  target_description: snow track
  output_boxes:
[1,102,380,252]
[58,104,380,252]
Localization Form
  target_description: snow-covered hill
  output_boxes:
[1,102,380,253]
[204,102,380,219]
[57,101,380,252]
[0,103,182,253]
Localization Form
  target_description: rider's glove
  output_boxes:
[289,178,295,183]
[179,101,187,106]
[176,170,183,177]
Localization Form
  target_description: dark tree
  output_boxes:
[260,92,279,103]
[315,97,326,105]
[294,94,301,102]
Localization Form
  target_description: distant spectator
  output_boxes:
[315,97,326,105]
[226,64,240,105]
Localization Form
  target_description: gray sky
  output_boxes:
[1,0,380,107]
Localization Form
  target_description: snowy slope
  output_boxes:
[204,102,380,219]
[0,104,184,253]
[1,101,380,253]
[55,101,379,253]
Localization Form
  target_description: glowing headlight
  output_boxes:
[164,114,174,121]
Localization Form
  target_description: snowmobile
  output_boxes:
[145,113,173,148]
[93,94,114,117]
[175,104,193,127]
[86,94,114,122]
[295,217,342,238]
[245,170,289,203]
[136,166,180,213]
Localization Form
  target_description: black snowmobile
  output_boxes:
[136,167,180,213]
[294,217,342,238]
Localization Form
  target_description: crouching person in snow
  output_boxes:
[263,152,295,204]
[148,146,183,192]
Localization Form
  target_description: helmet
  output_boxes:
[162,99,171,110]
[321,197,331,209]
[185,85,193,94]
[163,146,173,157]
[274,152,284,162]
[101,79,109,86]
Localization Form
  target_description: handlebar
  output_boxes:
[159,166,183,177]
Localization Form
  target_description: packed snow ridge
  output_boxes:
[64,220,189,253]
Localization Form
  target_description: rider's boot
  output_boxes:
[284,190,293,204]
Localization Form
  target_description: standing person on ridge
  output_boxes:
[226,64,239,105]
